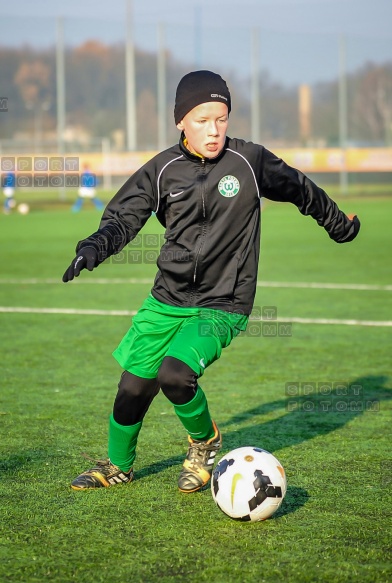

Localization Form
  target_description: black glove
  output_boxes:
[343,214,361,243]
[62,247,99,282]
[330,213,361,243]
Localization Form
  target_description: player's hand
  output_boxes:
[62,247,99,282]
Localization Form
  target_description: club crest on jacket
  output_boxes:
[218,175,240,197]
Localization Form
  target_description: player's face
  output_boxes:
[176,102,229,159]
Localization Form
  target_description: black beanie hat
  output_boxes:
[174,70,231,124]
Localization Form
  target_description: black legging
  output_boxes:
[112,356,199,425]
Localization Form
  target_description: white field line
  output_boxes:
[0,306,391,327]
[258,281,392,292]
[279,317,392,327]
[0,306,137,317]
[0,278,153,285]
[0,278,391,292]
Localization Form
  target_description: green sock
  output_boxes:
[173,386,215,441]
[108,414,142,473]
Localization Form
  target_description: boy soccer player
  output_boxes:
[63,70,360,492]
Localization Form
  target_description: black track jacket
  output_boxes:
[76,136,360,315]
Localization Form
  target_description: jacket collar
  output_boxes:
[178,132,229,164]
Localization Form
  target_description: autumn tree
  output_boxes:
[350,62,392,144]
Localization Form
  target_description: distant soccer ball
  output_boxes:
[211,447,287,522]
[17,203,30,215]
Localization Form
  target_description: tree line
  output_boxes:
[1,41,391,149]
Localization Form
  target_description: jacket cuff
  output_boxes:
[329,215,361,244]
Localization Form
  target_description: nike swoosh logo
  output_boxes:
[169,191,184,198]
[231,473,243,508]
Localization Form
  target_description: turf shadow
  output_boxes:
[135,455,185,480]
[0,448,51,473]
[273,486,309,518]
[219,374,391,453]
[136,375,390,482]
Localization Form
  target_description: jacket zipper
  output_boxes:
[193,158,207,285]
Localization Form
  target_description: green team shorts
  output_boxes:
[113,294,249,379]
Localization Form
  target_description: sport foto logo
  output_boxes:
[218,175,240,197]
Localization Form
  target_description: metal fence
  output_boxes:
[1,7,391,191]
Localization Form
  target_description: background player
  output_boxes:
[72,163,105,212]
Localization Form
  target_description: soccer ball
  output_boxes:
[17,203,30,215]
[211,447,287,522]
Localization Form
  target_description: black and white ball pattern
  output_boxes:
[211,447,287,522]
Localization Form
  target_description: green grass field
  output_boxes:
[0,193,391,583]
